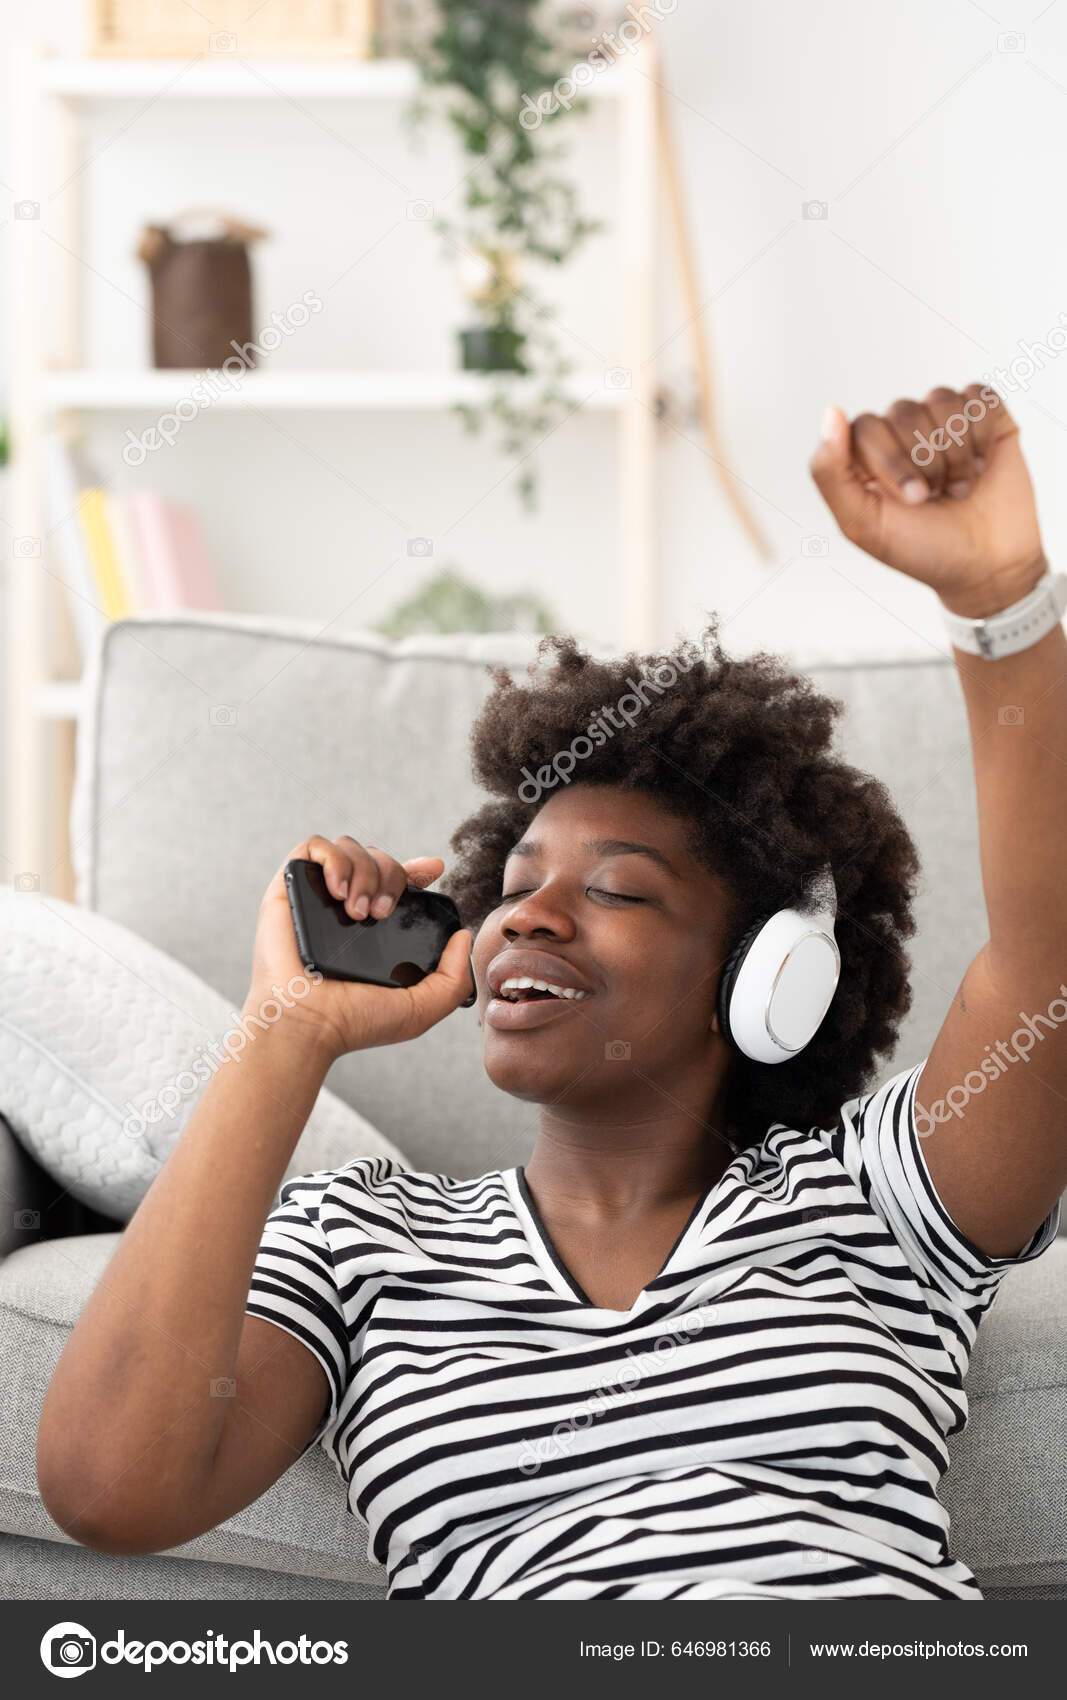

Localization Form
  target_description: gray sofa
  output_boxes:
[1,611,1065,1601]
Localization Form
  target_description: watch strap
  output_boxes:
[941,568,1067,660]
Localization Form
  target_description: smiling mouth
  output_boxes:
[495,977,590,1003]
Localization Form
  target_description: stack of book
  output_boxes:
[45,434,220,661]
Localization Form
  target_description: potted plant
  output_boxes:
[456,245,527,373]
[395,0,602,505]
[375,563,558,636]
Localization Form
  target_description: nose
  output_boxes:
[500,885,576,943]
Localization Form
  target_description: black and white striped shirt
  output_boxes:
[245,1058,1059,1600]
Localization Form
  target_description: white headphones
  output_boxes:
[715,865,841,1065]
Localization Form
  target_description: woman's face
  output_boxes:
[470,783,736,1112]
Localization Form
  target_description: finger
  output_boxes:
[402,856,445,890]
[809,405,883,549]
[400,928,475,1038]
[961,382,1018,466]
[332,836,386,918]
[851,413,931,506]
[297,834,355,904]
[359,844,423,920]
[885,397,946,497]
[960,384,996,471]
[923,387,978,499]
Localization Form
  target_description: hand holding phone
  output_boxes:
[286,857,475,997]
[245,835,476,1062]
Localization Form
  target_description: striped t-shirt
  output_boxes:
[245,1057,1059,1600]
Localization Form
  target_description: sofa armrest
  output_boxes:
[0,1114,121,1255]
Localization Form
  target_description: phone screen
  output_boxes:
[285,858,468,992]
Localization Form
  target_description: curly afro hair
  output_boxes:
[440,615,921,1152]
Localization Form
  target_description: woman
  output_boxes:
[37,383,1065,1600]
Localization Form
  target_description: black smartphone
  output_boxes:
[284,859,476,1007]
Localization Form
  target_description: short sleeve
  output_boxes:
[835,1058,1061,1317]
[245,1170,351,1453]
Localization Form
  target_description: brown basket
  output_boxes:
[137,212,268,370]
[89,0,375,58]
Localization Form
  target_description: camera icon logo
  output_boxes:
[210,30,237,52]
[802,200,829,220]
[406,200,434,221]
[604,366,632,390]
[407,537,434,557]
[998,705,1024,726]
[40,1622,96,1678]
[15,871,40,891]
[801,535,829,557]
[997,31,1025,52]
[14,537,41,557]
[15,199,40,220]
[605,1040,631,1061]
[14,1209,40,1231]
[209,704,237,727]
[210,1376,236,1397]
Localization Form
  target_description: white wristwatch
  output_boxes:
[941,567,1067,660]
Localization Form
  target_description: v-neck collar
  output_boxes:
[507,1166,717,1315]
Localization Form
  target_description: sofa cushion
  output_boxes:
[0,1233,387,1593]
[0,1530,383,1602]
[4,1230,1064,1597]
[0,887,408,1221]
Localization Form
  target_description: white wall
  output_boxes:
[4,1,1067,854]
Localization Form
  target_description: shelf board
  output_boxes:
[37,56,626,102]
[43,369,627,412]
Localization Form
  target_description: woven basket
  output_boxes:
[88,0,375,58]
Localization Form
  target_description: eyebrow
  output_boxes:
[505,836,681,879]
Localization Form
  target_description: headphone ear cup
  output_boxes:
[716,916,768,1049]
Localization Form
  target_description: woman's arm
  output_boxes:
[812,385,1067,1258]
[37,833,474,1553]
[37,1017,336,1553]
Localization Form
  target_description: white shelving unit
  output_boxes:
[6,42,659,897]
[42,368,628,411]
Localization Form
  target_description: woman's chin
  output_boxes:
[482,1037,581,1102]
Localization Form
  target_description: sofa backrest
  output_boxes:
[73,613,984,1178]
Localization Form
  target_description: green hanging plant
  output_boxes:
[376,564,559,637]
[395,0,602,507]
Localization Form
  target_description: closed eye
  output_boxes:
[499,888,646,904]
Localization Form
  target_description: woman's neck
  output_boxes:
[524,1083,734,1221]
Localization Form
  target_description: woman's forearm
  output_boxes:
[37,1009,334,1526]
[948,615,1067,980]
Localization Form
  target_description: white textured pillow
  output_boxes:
[0,886,408,1221]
